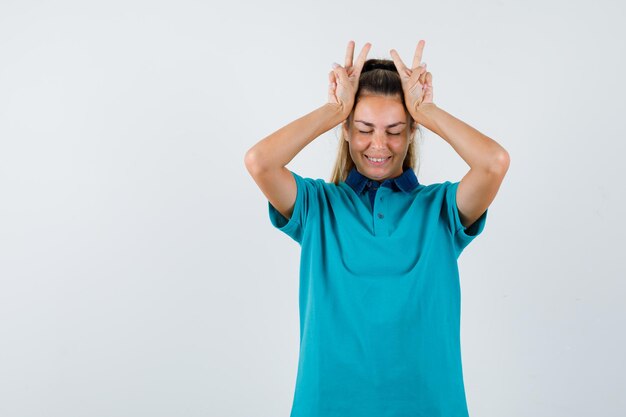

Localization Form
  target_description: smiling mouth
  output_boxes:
[364,155,392,165]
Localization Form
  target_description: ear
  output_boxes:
[342,121,350,141]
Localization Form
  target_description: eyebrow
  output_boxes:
[355,120,406,128]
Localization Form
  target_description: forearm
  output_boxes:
[413,103,509,171]
[245,103,345,172]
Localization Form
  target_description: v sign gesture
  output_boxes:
[328,41,372,119]
[390,40,434,118]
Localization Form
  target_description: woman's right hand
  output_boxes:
[327,41,371,118]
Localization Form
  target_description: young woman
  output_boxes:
[244,40,509,417]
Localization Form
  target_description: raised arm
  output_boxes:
[244,103,345,173]
[244,41,371,220]
[243,104,344,220]
[391,40,510,229]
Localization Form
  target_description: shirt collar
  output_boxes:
[345,166,419,194]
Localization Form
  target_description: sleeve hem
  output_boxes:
[450,181,488,239]
[268,170,304,235]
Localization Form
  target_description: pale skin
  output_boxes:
[344,95,414,183]
[244,40,510,229]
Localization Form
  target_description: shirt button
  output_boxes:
[377,213,384,219]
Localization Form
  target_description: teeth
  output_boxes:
[367,156,388,163]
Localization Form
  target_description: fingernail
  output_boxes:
[332,62,339,68]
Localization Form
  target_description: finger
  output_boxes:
[424,72,433,99]
[328,71,337,100]
[390,49,410,77]
[423,71,431,84]
[411,40,425,70]
[333,66,349,86]
[332,62,343,82]
[418,65,427,84]
[352,42,372,78]
[344,40,355,69]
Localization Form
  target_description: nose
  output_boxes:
[370,131,388,149]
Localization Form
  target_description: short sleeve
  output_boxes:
[443,181,488,256]
[268,170,318,244]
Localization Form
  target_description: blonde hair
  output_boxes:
[329,59,424,185]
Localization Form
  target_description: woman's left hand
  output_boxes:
[390,40,434,116]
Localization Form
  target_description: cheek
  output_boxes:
[391,139,409,152]
[351,137,370,150]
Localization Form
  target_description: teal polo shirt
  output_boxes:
[268,166,488,417]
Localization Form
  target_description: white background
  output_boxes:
[1,0,625,416]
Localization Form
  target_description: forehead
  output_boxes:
[353,95,406,122]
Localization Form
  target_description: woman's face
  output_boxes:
[343,94,415,182]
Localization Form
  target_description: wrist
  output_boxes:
[324,102,351,123]
[411,102,438,125]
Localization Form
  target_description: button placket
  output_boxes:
[372,187,389,236]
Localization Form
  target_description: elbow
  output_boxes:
[244,149,259,173]
[244,148,269,175]
[491,150,510,175]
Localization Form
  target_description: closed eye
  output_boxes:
[358,130,402,136]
